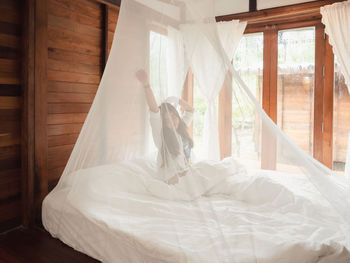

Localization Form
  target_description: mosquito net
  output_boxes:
[44,0,350,262]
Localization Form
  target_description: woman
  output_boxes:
[136,69,194,185]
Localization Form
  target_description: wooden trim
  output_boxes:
[261,25,277,170]
[21,0,35,227]
[322,35,334,168]
[216,0,346,25]
[313,23,325,163]
[245,18,321,34]
[262,26,277,122]
[95,0,121,7]
[219,73,232,159]
[34,0,48,207]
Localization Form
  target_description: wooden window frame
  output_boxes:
[215,0,344,168]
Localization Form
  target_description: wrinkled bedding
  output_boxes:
[43,158,350,263]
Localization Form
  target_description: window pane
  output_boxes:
[149,30,168,102]
[192,78,218,158]
[193,80,207,146]
[333,58,350,174]
[232,33,263,159]
[277,27,315,155]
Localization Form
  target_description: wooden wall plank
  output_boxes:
[48,81,98,93]
[0,84,21,97]
[48,48,101,66]
[48,92,95,103]
[48,14,102,38]
[48,134,79,147]
[51,0,102,19]
[0,199,21,223]
[0,132,20,147]
[48,0,102,29]
[47,113,87,125]
[48,70,100,84]
[0,8,20,24]
[48,123,83,136]
[0,59,20,73]
[48,166,65,181]
[48,103,91,114]
[0,97,21,110]
[48,144,74,169]
[0,34,20,48]
[48,59,100,75]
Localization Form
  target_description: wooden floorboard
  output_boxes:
[0,227,99,263]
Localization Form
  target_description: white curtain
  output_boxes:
[167,26,188,98]
[321,1,350,93]
[181,20,246,160]
[217,21,247,63]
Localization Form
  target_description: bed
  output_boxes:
[43,159,350,263]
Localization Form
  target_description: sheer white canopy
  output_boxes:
[43,0,350,262]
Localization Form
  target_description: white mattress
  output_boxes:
[43,165,350,263]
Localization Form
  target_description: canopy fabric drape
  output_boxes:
[321,1,350,93]
[43,2,350,261]
[182,20,247,160]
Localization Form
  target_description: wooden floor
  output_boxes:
[0,228,99,263]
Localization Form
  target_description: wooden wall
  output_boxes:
[0,0,120,233]
[46,0,104,190]
[0,0,22,232]
[45,0,119,192]
[46,1,119,196]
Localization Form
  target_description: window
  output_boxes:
[149,30,168,102]
[193,79,207,151]
[277,27,315,154]
[215,15,347,172]
[232,33,263,160]
[192,77,219,158]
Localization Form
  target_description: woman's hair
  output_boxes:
[159,103,193,166]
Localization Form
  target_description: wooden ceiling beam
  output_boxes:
[95,0,121,7]
[94,0,184,7]
[216,0,346,25]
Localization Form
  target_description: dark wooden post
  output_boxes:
[249,0,257,12]
[21,0,36,227]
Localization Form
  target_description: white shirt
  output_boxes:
[149,110,193,181]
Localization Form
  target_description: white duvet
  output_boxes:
[44,158,350,263]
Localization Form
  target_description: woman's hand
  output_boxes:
[179,98,194,113]
[167,175,179,185]
[167,171,187,185]
[135,69,149,87]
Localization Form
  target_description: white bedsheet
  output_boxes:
[43,160,350,263]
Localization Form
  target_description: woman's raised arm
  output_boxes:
[179,98,194,113]
[135,70,159,113]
